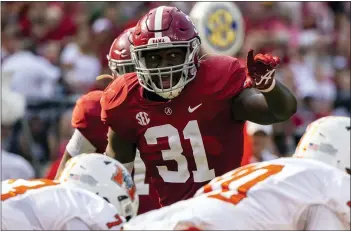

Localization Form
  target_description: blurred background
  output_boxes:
[1,2,350,178]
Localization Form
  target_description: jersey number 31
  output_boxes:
[144,120,215,183]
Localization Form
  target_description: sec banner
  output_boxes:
[190,2,245,56]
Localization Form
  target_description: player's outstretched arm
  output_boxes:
[55,127,100,179]
[54,150,72,179]
[232,81,297,124]
[231,50,297,125]
[105,128,136,173]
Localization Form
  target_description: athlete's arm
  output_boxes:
[231,80,297,125]
[105,128,136,173]
[55,129,97,179]
[55,151,71,179]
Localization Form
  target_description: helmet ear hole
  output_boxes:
[118,195,129,201]
[125,215,132,222]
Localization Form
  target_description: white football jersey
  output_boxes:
[1,179,125,230]
[125,158,350,230]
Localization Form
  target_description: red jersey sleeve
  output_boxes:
[215,56,246,101]
[71,90,108,153]
[100,75,133,136]
[199,55,246,101]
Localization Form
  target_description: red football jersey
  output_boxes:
[101,55,247,206]
[72,90,108,153]
[71,90,160,214]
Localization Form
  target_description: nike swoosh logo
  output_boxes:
[188,103,202,113]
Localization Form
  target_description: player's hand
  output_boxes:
[245,49,280,92]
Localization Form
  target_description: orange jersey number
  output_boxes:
[203,164,284,205]
[1,179,58,201]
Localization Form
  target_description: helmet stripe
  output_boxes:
[154,6,165,38]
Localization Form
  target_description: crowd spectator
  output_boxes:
[2,30,61,102]
[45,109,74,179]
[246,122,279,164]
[60,26,101,94]
[1,88,35,180]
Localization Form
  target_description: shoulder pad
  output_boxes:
[72,90,103,129]
[100,75,129,111]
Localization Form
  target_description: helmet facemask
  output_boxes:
[107,55,135,77]
[131,37,200,99]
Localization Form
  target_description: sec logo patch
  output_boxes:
[190,2,245,56]
[206,8,237,51]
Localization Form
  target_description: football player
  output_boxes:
[101,6,297,207]
[2,154,138,230]
[55,27,160,214]
[124,116,350,230]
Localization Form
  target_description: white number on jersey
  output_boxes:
[133,152,149,195]
[144,120,215,183]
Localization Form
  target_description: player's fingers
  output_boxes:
[272,56,280,67]
[243,77,254,89]
[247,49,255,67]
[254,54,265,61]
[266,55,275,66]
[264,54,280,67]
[255,54,270,65]
[256,54,279,67]
[265,54,275,66]
[266,56,279,68]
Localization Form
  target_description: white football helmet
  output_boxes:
[294,116,350,173]
[58,153,139,220]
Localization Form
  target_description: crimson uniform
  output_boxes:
[69,90,160,214]
[101,55,246,206]
[72,90,108,153]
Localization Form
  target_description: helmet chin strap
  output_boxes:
[156,87,184,99]
[153,78,186,99]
